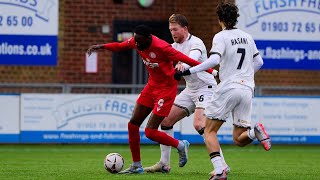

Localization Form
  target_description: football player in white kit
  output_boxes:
[174,2,271,180]
[144,14,229,174]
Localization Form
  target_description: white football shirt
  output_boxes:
[172,34,217,90]
[209,29,260,91]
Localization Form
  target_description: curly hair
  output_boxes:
[133,25,151,38]
[216,2,240,29]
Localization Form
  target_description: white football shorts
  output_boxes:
[205,85,252,128]
[174,85,214,116]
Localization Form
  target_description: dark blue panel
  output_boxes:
[256,40,320,70]
[0,35,57,66]
[181,134,320,144]
[0,134,19,143]
[20,131,156,144]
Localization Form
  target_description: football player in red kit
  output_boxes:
[87,25,214,174]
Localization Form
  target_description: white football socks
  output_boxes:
[211,156,224,175]
[160,128,173,166]
[219,148,228,168]
[247,128,256,140]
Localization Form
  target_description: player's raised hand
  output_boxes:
[87,44,103,56]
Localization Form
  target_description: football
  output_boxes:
[104,153,124,173]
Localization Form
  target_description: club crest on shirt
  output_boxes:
[149,52,156,58]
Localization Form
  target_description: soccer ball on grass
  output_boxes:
[104,153,124,173]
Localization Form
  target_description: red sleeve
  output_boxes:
[103,38,134,52]
[163,45,213,74]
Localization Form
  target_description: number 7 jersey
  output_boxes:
[209,28,260,91]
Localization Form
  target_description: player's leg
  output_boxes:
[192,87,215,137]
[233,121,271,151]
[193,87,230,174]
[195,108,231,171]
[118,103,152,174]
[233,126,252,146]
[160,105,188,166]
[205,87,237,179]
[232,88,271,150]
[143,86,180,147]
[144,84,190,167]
[144,104,187,173]
[201,109,229,175]
[159,90,191,167]
[205,118,227,180]
[233,124,271,150]
[193,108,206,136]
[192,87,210,137]
[145,112,190,167]
[119,85,154,174]
[230,88,254,147]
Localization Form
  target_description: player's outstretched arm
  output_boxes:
[87,44,104,56]
[173,54,220,81]
[164,45,214,74]
[189,53,220,74]
[175,50,200,71]
[87,40,133,56]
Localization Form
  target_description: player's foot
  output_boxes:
[209,169,228,180]
[118,165,144,174]
[254,123,271,151]
[144,162,171,173]
[209,166,231,176]
[178,140,190,167]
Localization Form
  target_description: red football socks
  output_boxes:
[128,122,141,162]
[145,128,179,148]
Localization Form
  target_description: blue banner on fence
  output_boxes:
[20,131,156,144]
[0,35,57,66]
[0,134,19,143]
[257,40,320,70]
[181,134,320,145]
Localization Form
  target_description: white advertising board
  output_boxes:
[0,95,20,142]
[20,94,180,143]
[20,94,320,144]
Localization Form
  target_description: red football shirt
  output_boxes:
[103,35,213,87]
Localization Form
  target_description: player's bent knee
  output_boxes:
[129,119,142,127]
[193,123,203,131]
[233,139,246,147]
[145,128,157,141]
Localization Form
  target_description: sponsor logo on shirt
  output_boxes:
[142,58,159,68]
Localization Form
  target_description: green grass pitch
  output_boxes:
[1,144,319,180]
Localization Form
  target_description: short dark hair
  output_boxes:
[168,14,188,27]
[133,25,151,38]
[216,2,240,29]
